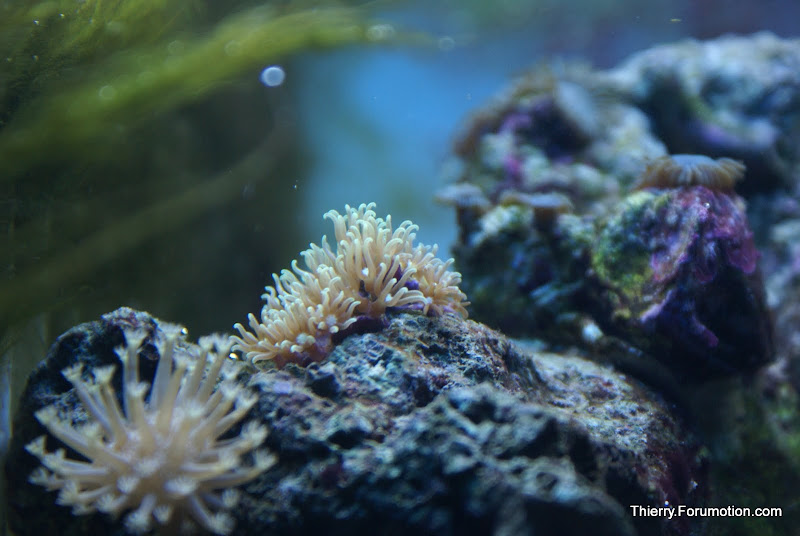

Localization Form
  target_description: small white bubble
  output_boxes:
[260,65,285,87]
[98,85,117,100]
[437,36,455,51]
[581,321,603,343]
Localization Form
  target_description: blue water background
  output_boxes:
[288,0,800,252]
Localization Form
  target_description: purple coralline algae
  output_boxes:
[451,66,656,215]
[591,182,772,380]
[445,37,784,383]
[445,32,800,535]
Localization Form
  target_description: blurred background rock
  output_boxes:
[1,0,798,422]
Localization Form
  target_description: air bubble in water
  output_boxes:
[260,66,285,87]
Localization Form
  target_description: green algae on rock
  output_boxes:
[689,373,800,536]
[441,63,667,343]
[449,202,592,339]
[589,184,772,381]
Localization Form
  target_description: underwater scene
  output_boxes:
[2,0,800,534]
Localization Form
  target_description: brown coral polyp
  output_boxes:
[232,203,469,367]
[634,154,746,191]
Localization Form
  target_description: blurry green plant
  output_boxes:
[0,0,406,175]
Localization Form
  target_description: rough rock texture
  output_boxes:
[608,32,800,194]
[451,65,661,216]
[446,32,799,536]
[448,39,780,384]
[589,187,772,381]
[6,308,703,536]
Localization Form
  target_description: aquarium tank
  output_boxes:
[2,0,799,534]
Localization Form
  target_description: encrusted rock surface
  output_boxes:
[6,308,703,536]
[448,35,782,384]
[607,32,800,194]
[446,32,799,536]
[589,186,772,381]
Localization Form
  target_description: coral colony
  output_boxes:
[22,203,469,534]
[14,32,800,536]
[25,326,274,535]
[232,203,469,367]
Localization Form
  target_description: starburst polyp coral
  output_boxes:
[233,203,469,366]
[25,325,274,535]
